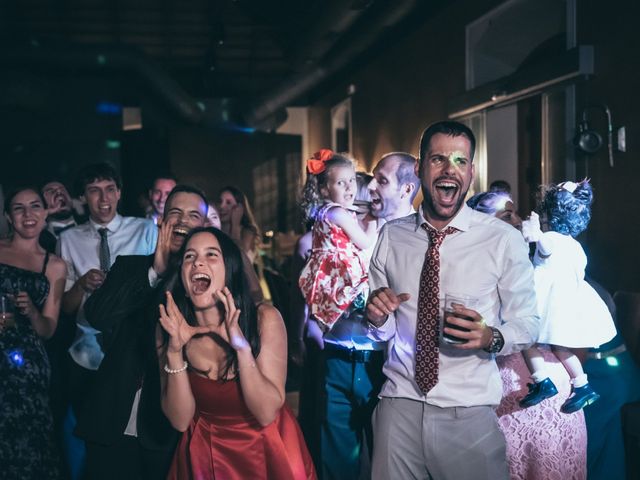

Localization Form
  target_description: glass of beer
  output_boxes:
[0,293,16,332]
[442,293,478,345]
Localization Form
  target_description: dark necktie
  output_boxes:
[415,224,458,394]
[98,228,111,272]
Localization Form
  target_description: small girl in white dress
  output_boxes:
[519,180,616,413]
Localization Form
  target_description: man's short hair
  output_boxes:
[39,178,67,193]
[164,184,208,217]
[380,152,420,202]
[149,172,178,190]
[74,163,121,197]
[418,121,476,163]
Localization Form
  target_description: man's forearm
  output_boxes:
[61,283,84,315]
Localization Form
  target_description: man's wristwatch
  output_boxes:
[483,327,504,354]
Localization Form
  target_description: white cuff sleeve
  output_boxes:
[148,266,160,287]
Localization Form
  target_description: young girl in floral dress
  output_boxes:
[298,150,377,332]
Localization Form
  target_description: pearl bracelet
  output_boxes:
[164,361,188,374]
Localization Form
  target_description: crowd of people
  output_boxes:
[0,120,637,480]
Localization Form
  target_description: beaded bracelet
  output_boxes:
[164,361,188,374]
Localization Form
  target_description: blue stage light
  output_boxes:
[7,349,24,367]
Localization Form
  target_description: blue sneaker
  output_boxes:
[560,383,600,414]
[519,377,558,408]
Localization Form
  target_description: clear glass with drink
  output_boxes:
[0,293,16,332]
[442,293,479,345]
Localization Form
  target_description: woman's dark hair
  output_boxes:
[167,226,260,380]
[219,186,260,240]
[466,191,512,215]
[300,152,354,223]
[538,180,593,237]
[4,186,46,215]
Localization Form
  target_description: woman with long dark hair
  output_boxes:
[0,187,67,479]
[157,227,315,479]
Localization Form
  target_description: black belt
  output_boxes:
[324,343,382,363]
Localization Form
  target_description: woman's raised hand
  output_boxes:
[159,291,215,353]
[215,287,247,351]
[230,204,244,226]
[153,217,176,277]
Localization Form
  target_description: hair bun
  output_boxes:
[573,180,593,205]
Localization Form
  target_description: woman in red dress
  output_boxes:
[157,227,316,480]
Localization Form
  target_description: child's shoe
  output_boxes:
[519,377,558,408]
[560,383,600,414]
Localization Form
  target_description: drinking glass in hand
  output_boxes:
[0,293,16,331]
[442,293,478,345]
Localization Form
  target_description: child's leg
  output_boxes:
[551,345,600,413]
[550,345,588,387]
[519,345,558,408]
[522,346,550,382]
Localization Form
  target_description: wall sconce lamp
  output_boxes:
[574,104,614,167]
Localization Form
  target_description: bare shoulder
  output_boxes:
[256,304,286,350]
[47,254,67,278]
[326,205,351,224]
[257,303,284,326]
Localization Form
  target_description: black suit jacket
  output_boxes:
[75,254,178,452]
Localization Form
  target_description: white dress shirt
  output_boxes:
[58,214,158,370]
[324,216,395,351]
[368,204,539,407]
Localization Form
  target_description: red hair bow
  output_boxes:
[307,149,334,175]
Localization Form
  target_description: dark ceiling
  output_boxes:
[0,0,446,129]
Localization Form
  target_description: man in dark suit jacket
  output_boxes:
[77,185,209,479]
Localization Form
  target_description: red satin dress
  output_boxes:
[167,371,316,480]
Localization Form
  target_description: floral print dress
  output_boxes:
[299,203,368,330]
[0,257,59,480]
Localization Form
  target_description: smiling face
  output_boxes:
[181,231,226,310]
[7,189,47,239]
[149,178,177,216]
[206,204,222,229]
[42,181,73,218]
[320,164,356,208]
[83,178,121,225]
[369,156,403,220]
[218,190,238,223]
[164,192,208,253]
[416,133,474,229]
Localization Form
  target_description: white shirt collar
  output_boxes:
[416,203,472,232]
[89,213,123,234]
